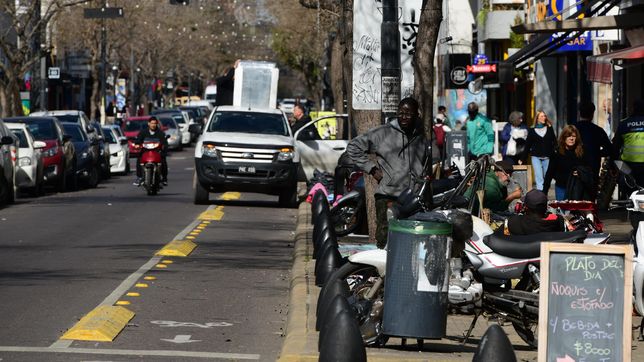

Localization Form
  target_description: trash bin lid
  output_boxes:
[389,219,452,235]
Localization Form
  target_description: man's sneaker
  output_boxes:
[133,178,142,186]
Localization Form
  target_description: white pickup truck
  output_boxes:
[192,106,299,207]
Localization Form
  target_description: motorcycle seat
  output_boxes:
[483,230,587,259]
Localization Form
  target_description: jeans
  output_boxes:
[555,185,566,200]
[531,156,550,191]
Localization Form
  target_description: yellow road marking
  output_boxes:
[115,301,131,305]
[198,206,224,221]
[144,276,156,280]
[135,283,148,288]
[185,236,196,240]
[220,192,241,200]
[126,292,140,297]
[161,260,173,264]
[189,231,200,235]
[60,306,134,342]
[156,264,167,268]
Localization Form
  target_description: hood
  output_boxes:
[124,130,138,138]
[73,141,90,154]
[202,132,294,147]
[43,139,59,149]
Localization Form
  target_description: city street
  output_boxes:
[0,148,296,361]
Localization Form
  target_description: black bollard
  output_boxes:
[319,309,367,362]
[472,324,517,362]
[312,211,332,258]
[311,190,329,224]
[316,276,350,331]
[318,294,353,351]
[314,229,338,262]
[315,243,343,287]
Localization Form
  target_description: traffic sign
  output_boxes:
[48,67,60,79]
[83,7,123,19]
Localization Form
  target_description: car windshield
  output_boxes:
[159,117,177,129]
[26,120,57,140]
[53,115,79,123]
[11,129,28,148]
[102,128,117,143]
[125,120,147,132]
[208,111,288,136]
[63,124,87,142]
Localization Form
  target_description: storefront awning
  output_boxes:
[587,44,644,83]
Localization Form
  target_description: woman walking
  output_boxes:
[543,125,590,200]
[525,111,557,191]
[500,111,529,165]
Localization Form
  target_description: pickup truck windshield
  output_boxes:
[208,111,288,136]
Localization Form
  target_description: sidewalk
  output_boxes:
[279,203,554,362]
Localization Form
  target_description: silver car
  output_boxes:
[6,123,46,195]
[158,115,182,151]
[102,125,130,175]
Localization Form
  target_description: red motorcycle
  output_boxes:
[135,138,164,195]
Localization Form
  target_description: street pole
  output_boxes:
[100,2,106,125]
[381,0,401,123]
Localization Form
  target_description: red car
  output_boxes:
[122,116,153,157]
[4,116,76,192]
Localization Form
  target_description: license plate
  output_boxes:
[238,166,256,174]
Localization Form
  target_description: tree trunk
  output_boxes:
[0,86,7,118]
[413,0,443,138]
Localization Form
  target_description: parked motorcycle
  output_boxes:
[135,138,164,196]
[332,156,610,348]
[612,161,644,339]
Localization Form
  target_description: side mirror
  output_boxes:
[0,136,13,145]
[119,137,128,145]
[33,140,47,149]
[188,124,202,134]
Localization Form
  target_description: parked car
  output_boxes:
[6,116,75,192]
[123,116,153,157]
[6,122,46,196]
[30,110,95,138]
[62,122,100,188]
[0,119,18,204]
[102,124,130,175]
[158,114,182,151]
[88,121,111,179]
[151,109,194,143]
[156,112,191,146]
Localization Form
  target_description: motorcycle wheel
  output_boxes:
[511,277,539,348]
[331,262,388,347]
[145,168,157,196]
[330,198,363,236]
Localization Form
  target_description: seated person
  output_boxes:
[504,189,564,235]
[465,159,522,214]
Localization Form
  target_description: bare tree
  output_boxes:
[0,0,89,117]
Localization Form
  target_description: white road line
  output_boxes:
[49,217,206,349]
[0,346,260,360]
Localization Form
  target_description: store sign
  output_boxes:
[48,67,60,79]
[450,66,468,85]
[466,64,497,74]
[548,0,593,52]
[473,54,489,65]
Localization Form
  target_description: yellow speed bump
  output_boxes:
[144,276,156,281]
[198,206,224,221]
[220,192,241,200]
[156,239,197,257]
[60,306,134,342]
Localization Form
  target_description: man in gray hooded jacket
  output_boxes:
[347,97,431,248]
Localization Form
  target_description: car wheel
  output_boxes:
[193,171,209,205]
[278,186,298,208]
[57,162,67,192]
[87,166,99,188]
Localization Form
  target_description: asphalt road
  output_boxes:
[0,147,297,361]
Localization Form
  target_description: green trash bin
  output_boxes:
[382,216,452,339]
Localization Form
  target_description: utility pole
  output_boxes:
[381,0,401,123]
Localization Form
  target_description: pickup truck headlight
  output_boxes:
[202,143,218,158]
[19,157,31,166]
[277,147,294,161]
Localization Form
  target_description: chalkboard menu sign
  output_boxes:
[538,243,633,362]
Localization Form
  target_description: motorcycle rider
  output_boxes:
[346,97,433,249]
[503,189,564,235]
[133,116,168,186]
